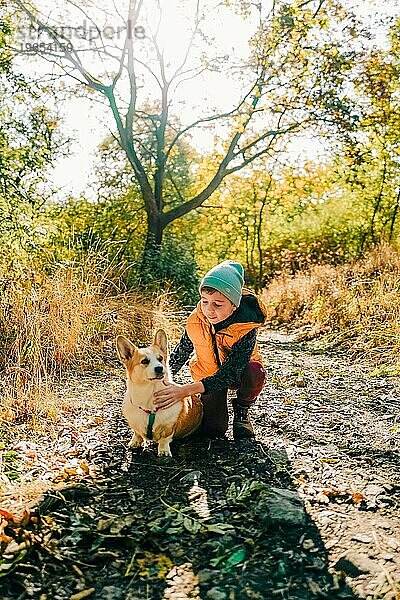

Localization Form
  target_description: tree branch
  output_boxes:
[13,0,107,91]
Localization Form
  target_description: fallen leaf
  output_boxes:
[203,523,235,535]
[321,488,345,497]
[0,531,13,545]
[315,491,330,504]
[79,462,90,475]
[351,492,366,506]
[64,468,78,476]
[0,509,15,522]
[307,581,322,594]
[109,514,135,535]
[224,547,246,570]
[3,540,28,555]
[2,409,15,422]
[283,397,295,405]
[70,589,95,600]
[97,518,114,532]
[351,533,372,543]
[302,538,316,550]
[294,476,307,485]
[0,548,28,577]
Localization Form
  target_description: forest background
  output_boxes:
[1,0,400,421]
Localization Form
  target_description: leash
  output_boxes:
[139,406,158,440]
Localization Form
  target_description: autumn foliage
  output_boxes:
[262,244,400,362]
[0,252,181,423]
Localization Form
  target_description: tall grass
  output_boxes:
[0,250,180,424]
[262,244,400,362]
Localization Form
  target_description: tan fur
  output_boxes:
[116,329,203,457]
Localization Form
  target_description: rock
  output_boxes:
[197,569,220,584]
[385,537,400,550]
[99,587,124,600]
[364,484,386,509]
[206,587,227,600]
[302,538,316,550]
[315,491,330,504]
[334,552,381,577]
[351,533,373,544]
[380,553,395,561]
[308,555,326,571]
[255,487,306,527]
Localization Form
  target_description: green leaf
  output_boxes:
[0,549,28,578]
[203,523,236,535]
[165,527,181,535]
[224,547,246,569]
[183,517,201,534]
[210,545,247,571]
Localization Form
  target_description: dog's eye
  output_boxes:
[158,356,163,362]
[141,358,150,365]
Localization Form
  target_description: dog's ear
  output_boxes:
[153,329,168,355]
[116,336,138,362]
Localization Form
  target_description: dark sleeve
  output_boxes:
[168,329,194,376]
[201,329,257,395]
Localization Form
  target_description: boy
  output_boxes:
[154,260,266,439]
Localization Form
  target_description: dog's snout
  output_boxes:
[154,365,164,374]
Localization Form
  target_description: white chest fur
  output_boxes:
[122,379,181,441]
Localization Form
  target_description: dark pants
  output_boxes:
[200,360,266,437]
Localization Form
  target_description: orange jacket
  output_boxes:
[186,289,266,381]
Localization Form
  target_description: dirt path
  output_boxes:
[1,332,399,600]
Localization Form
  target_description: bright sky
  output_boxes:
[48,1,257,197]
[15,0,399,198]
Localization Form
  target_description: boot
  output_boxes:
[233,402,255,439]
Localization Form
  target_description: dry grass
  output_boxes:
[0,253,182,425]
[262,244,400,363]
[0,251,189,510]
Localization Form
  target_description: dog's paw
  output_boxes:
[128,434,143,449]
[157,445,173,458]
[157,437,173,457]
[158,449,173,458]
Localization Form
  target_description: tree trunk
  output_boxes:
[388,188,400,243]
[140,212,164,280]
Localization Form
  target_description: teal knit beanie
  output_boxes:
[200,260,245,307]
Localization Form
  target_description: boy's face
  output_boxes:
[200,290,236,324]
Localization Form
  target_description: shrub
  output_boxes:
[0,249,182,424]
[262,244,400,362]
[135,234,200,307]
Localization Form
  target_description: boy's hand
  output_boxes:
[154,382,187,410]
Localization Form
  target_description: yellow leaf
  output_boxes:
[70,589,95,600]
[351,492,365,506]
[64,468,78,475]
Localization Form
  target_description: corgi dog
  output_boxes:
[116,329,203,457]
